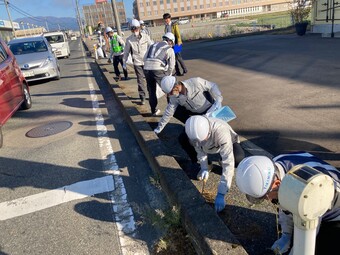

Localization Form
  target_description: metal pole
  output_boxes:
[331,0,336,37]
[45,19,49,32]
[75,0,84,37]
[111,0,122,36]
[4,0,17,38]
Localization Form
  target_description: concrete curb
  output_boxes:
[91,55,248,254]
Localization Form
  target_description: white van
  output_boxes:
[44,31,70,58]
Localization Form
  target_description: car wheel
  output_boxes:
[21,83,32,110]
[55,65,61,80]
[0,126,3,148]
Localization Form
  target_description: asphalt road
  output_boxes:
[0,38,168,255]
[181,34,340,168]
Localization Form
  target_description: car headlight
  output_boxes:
[40,56,54,67]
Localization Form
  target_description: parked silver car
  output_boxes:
[8,36,61,82]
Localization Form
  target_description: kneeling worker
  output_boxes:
[185,115,245,212]
[235,152,340,255]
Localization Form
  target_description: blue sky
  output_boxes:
[0,0,134,20]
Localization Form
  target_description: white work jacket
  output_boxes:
[156,77,223,132]
[123,32,152,66]
[194,117,240,195]
[143,41,175,75]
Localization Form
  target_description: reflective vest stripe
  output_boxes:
[146,41,170,66]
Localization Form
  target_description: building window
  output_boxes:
[160,0,164,4]
[153,0,157,5]
[213,3,216,6]
[181,7,184,11]
[194,5,198,9]
[174,7,178,12]
[207,4,210,7]
[200,4,204,8]
[187,6,191,10]
[139,2,143,7]
[148,11,152,15]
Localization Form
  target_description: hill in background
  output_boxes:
[14,16,79,31]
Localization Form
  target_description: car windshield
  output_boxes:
[9,41,48,55]
[45,35,65,43]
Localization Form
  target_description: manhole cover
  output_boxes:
[26,121,73,138]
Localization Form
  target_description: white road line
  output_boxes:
[0,176,114,221]
[82,48,138,254]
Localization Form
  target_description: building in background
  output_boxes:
[133,0,289,26]
[82,0,127,30]
[312,0,340,35]
[0,20,20,42]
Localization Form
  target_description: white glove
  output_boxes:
[122,63,127,70]
[271,233,292,254]
[154,127,162,135]
[206,101,222,114]
[197,169,209,181]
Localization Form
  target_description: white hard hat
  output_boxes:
[161,76,176,94]
[185,116,210,142]
[236,156,275,199]
[162,32,175,43]
[105,27,113,33]
[139,20,144,25]
[131,19,140,27]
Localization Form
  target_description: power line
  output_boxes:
[4,1,74,29]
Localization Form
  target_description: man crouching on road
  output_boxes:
[144,32,175,116]
[154,76,224,162]
[185,115,245,212]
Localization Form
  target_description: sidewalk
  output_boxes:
[84,38,277,255]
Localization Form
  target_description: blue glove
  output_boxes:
[214,193,225,212]
[271,233,292,254]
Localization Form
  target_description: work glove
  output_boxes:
[122,63,127,70]
[154,127,162,135]
[197,169,209,181]
[271,233,292,255]
[206,101,222,114]
[214,193,226,212]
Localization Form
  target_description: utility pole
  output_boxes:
[45,18,49,32]
[111,0,122,36]
[4,0,17,38]
[75,0,84,37]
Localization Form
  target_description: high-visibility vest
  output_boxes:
[145,41,171,66]
[110,35,123,53]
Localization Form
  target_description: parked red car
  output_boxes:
[0,37,32,147]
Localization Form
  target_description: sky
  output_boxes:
[0,0,134,21]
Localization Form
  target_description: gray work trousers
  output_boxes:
[133,65,147,100]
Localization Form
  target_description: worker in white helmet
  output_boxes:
[154,75,224,162]
[235,152,340,255]
[185,115,245,212]
[143,32,175,115]
[106,26,128,81]
[139,20,152,39]
[123,19,153,104]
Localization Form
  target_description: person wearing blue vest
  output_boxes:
[236,152,340,255]
[106,27,127,81]
[143,32,175,115]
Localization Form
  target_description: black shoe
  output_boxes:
[183,70,188,74]
[176,72,184,76]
